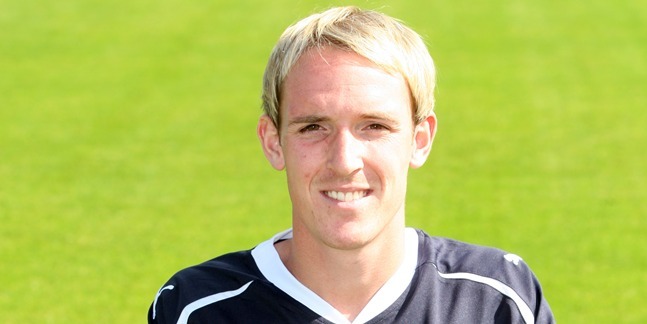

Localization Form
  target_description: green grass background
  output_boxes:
[1,0,645,322]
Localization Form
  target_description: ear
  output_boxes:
[410,113,437,169]
[258,114,285,170]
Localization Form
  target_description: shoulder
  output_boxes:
[169,249,261,291]
[414,229,555,323]
[148,249,263,323]
[419,231,528,278]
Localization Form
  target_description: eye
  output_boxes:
[299,124,322,133]
[366,123,389,131]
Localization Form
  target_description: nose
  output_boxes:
[326,129,364,176]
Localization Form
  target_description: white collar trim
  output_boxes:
[251,228,419,324]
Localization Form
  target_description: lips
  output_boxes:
[324,190,369,202]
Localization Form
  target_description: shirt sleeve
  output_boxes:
[148,282,179,324]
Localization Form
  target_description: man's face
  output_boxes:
[259,47,435,250]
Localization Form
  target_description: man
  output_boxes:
[149,6,554,323]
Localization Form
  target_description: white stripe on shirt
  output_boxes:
[436,271,534,324]
[176,281,253,324]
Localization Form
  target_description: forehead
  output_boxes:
[285,47,396,88]
[280,48,412,122]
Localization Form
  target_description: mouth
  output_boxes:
[323,190,369,202]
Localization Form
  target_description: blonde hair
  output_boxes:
[261,6,436,127]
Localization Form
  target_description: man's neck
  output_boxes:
[274,227,406,321]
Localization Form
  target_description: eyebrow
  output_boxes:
[358,112,400,125]
[287,115,330,127]
[286,112,402,127]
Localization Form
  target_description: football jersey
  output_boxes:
[148,228,554,323]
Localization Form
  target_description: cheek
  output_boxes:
[370,138,413,168]
[285,145,317,181]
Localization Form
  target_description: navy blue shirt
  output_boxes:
[149,228,554,323]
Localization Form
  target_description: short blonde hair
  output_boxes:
[261,6,436,127]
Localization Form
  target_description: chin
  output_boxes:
[320,222,382,251]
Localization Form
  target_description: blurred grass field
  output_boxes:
[1,0,645,322]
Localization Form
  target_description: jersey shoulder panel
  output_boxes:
[415,230,555,324]
[148,249,264,323]
[423,233,526,278]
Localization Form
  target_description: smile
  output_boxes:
[324,190,368,202]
